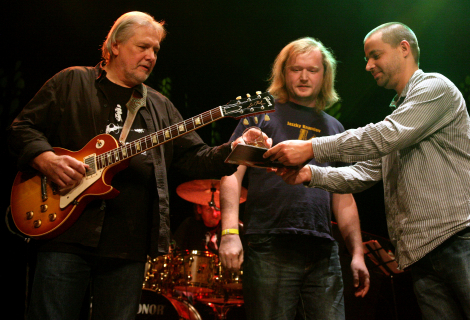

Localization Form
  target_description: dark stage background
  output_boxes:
[2,0,469,318]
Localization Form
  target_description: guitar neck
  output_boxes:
[88,107,225,172]
[84,91,275,175]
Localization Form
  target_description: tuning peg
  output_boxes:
[246,93,251,100]
[256,91,262,96]
[264,114,271,121]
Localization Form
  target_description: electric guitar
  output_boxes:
[10,91,274,239]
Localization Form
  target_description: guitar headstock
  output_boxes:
[222,91,275,119]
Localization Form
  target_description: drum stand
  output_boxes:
[363,240,403,320]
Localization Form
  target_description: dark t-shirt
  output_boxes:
[230,101,346,240]
[95,78,156,260]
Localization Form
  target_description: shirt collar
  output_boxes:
[389,69,423,110]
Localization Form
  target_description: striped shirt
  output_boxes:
[308,69,470,269]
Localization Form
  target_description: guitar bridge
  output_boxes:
[41,175,48,201]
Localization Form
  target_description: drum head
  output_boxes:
[136,289,201,320]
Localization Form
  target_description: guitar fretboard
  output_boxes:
[92,107,224,171]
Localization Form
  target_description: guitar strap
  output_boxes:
[119,85,147,145]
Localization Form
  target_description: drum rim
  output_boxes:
[138,289,203,320]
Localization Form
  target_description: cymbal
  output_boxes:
[176,179,247,207]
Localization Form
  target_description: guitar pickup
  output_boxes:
[84,154,97,178]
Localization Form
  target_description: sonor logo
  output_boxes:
[137,304,165,315]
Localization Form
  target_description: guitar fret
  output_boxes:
[99,154,105,168]
[171,125,178,138]
[157,131,164,143]
[142,137,150,150]
[187,118,195,131]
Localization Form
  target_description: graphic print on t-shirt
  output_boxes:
[286,121,321,140]
[106,104,124,135]
[106,103,148,155]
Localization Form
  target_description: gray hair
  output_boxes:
[101,11,166,63]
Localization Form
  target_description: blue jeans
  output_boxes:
[27,251,146,320]
[411,227,470,320]
[243,234,345,320]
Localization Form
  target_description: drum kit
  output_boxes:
[137,180,247,320]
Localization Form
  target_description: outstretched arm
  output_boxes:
[332,193,370,298]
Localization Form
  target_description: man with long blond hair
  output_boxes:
[9,11,241,319]
[268,37,339,112]
[218,37,369,320]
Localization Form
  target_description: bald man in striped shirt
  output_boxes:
[266,22,470,319]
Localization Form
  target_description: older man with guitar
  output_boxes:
[8,11,273,320]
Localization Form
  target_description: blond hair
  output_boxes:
[267,37,339,112]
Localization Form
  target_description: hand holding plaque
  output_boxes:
[242,127,268,148]
[226,127,285,168]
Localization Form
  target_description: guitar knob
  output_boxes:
[26,211,34,220]
[40,204,48,212]
[33,220,42,228]
[49,213,57,222]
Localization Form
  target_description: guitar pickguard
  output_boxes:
[59,168,104,209]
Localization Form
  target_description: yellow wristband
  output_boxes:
[221,229,239,236]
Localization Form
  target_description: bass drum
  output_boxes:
[194,302,247,320]
[136,289,201,320]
